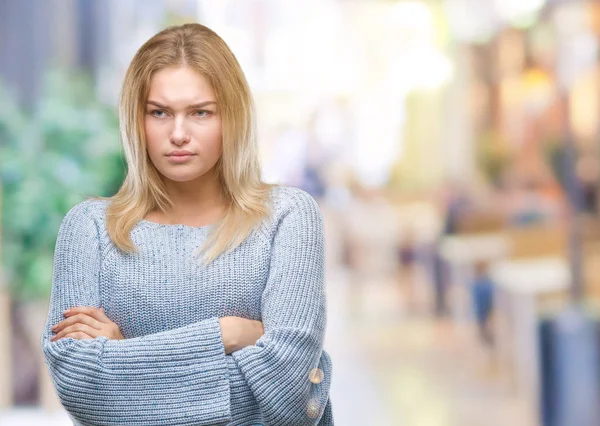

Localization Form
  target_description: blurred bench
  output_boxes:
[491,225,570,426]
[440,217,572,425]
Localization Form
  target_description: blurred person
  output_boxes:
[501,170,563,227]
[431,244,449,318]
[398,231,417,273]
[430,181,471,318]
[262,124,308,187]
[396,228,420,313]
[510,179,550,226]
[441,180,471,235]
[298,109,336,201]
[470,261,495,346]
[577,155,599,215]
[301,163,327,200]
[40,23,333,426]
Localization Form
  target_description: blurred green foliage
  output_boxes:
[0,70,126,301]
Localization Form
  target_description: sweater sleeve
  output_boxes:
[231,189,333,425]
[40,202,232,426]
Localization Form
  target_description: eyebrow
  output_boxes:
[146,100,217,109]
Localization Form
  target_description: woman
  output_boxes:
[40,23,333,426]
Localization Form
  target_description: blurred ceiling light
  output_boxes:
[444,0,500,43]
[494,0,547,26]
[552,2,591,35]
[386,1,433,32]
[522,67,554,115]
[390,45,454,92]
[353,89,404,188]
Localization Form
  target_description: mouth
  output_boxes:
[167,153,196,163]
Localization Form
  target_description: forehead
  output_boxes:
[147,66,215,103]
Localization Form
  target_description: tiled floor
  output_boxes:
[321,203,533,426]
[338,274,533,426]
[0,408,71,425]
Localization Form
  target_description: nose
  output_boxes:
[169,117,190,146]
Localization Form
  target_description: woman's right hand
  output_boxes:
[219,316,264,354]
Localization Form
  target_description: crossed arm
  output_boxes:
[50,306,264,355]
[42,193,331,425]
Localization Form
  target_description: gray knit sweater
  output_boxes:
[40,185,334,426]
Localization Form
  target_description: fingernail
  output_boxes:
[63,309,70,315]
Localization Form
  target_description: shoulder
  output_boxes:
[63,197,109,222]
[59,197,110,236]
[268,185,322,221]
[263,185,323,238]
[268,185,321,214]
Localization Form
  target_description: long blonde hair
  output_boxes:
[97,23,275,264]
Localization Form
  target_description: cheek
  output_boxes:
[145,115,166,135]
[200,122,223,154]
[144,122,163,161]
[145,117,164,134]
[212,128,223,153]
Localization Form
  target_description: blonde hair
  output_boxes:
[96,23,275,264]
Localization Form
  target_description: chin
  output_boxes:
[161,170,208,183]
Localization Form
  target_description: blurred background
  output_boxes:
[2,0,600,425]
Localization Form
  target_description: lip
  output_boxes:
[166,151,196,163]
[167,150,195,156]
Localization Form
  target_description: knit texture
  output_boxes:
[40,185,334,426]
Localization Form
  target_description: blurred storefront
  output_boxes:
[4,1,600,425]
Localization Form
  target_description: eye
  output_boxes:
[194,110,212,118]
[150,109,167,118]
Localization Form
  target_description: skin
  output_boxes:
[50,307,124,341]
[144,66,227,226]
[51,66,264,353]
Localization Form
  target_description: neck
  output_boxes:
[157,169,228,223]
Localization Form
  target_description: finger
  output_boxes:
[52,323,103,341]
[65,306,110,324]
[97,306,112,323]
[64,306,105,322]
[53,313,102,332]
[52,324,99,341]
[52,313,103,333]
[62,332,94,340]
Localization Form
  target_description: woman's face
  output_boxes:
[144,66,222,184]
